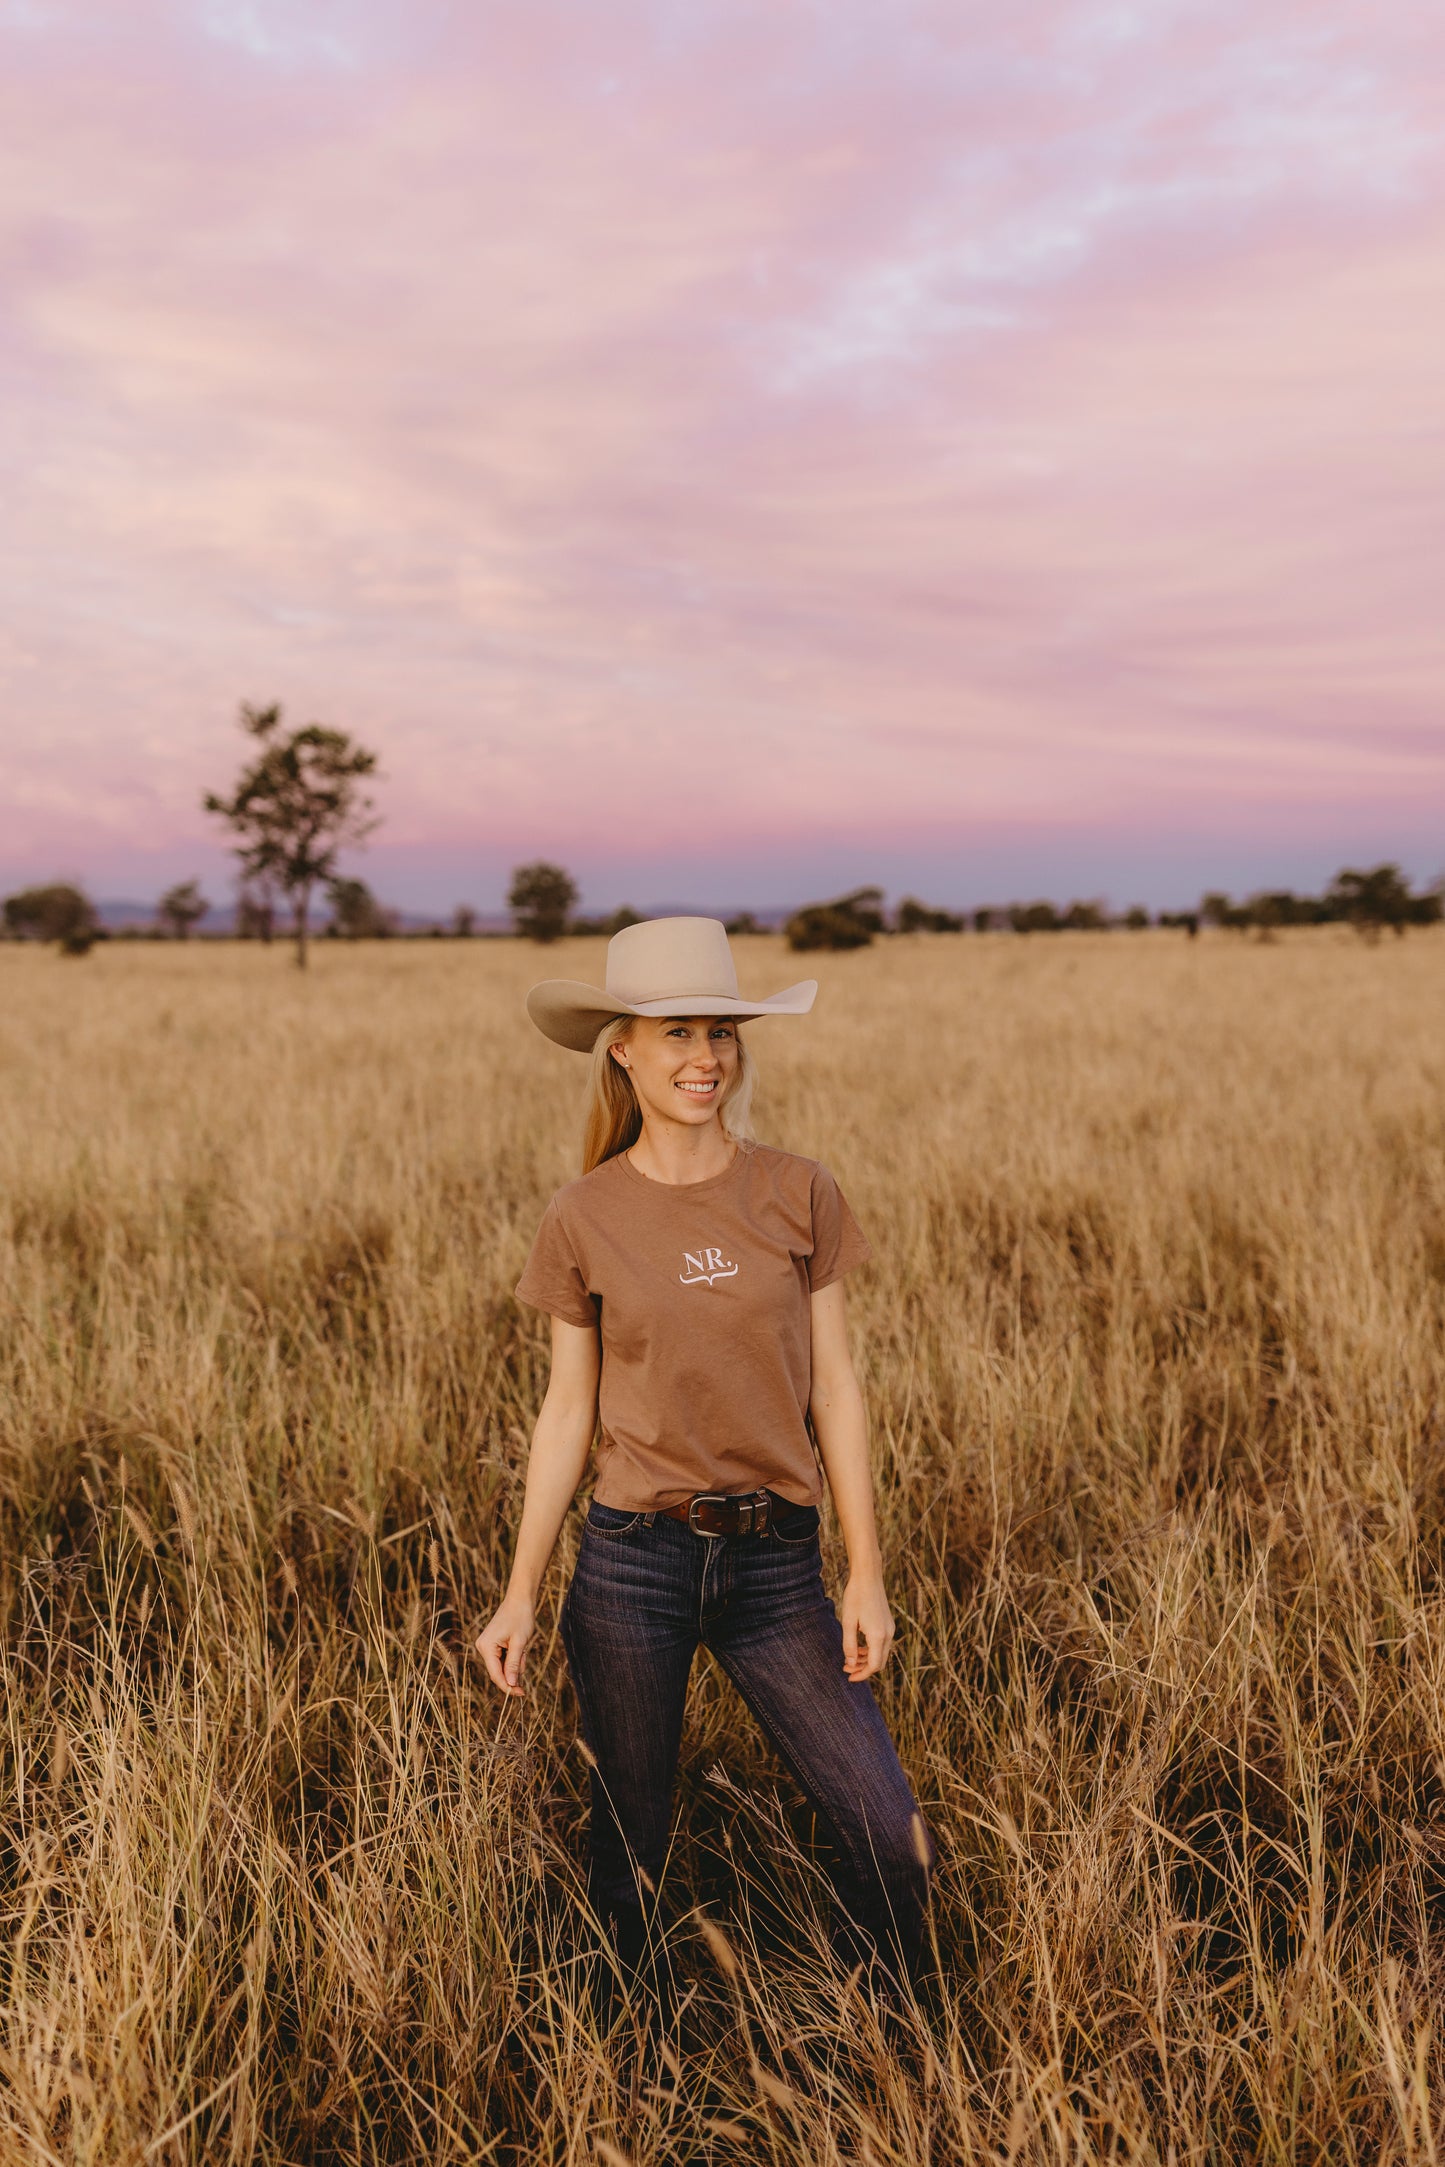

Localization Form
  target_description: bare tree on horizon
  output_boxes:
[204,703,379,968]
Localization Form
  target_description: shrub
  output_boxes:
[784,888,886,952]
[569,905,643,938]
[896,898,964,933]
[3,883,98,954]
[1008,901,1061,934]
[157,880,209,940]
[1200,892,1253,932]
[326,877,396,940]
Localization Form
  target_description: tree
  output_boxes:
[326,876,394,940]
[972,908,995,933]
[235,880,276,942]
[787,887,887,953]
[1247,891,1329,937]
[158,880,209,940]
[724,911,761,936]
[570,903,643,936]
[785,887,886,952]
[3,883,98,954]
[203,703,379,969]
[785,904,871,952]
[1062,900,1107,930]
[896,897,965,933]
[508,861,578,943]
[1326,864,1420,941]
[452,905,477,939]
[1200,891,1253,932]
[1008,901,1061,933]
[841,886,887,935]
[1123,906,1151,931]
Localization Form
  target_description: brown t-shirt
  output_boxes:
[514,1141,871,1509]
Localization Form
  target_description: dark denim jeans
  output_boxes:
[560,1497,933,1983]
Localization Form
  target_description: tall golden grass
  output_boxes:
[1,929,1443,2164]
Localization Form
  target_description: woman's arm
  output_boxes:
[475,1314,600,1696]
[808,1279,895,1682]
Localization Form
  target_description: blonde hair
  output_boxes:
[581,1016,757,1174]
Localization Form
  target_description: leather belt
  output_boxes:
[661,1488,774,1537]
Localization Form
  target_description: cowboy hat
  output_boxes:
[526,916,817,1052]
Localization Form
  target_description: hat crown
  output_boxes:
[604,917,740,1006]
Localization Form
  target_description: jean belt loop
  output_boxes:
[643,1510,657,1528]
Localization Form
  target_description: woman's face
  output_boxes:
[610,1016,739,1131]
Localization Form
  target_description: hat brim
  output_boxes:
[525,979,818,1052]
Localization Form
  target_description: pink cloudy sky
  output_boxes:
[3,0,1443,915]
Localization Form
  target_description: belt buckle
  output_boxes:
[686,1490,770,1536]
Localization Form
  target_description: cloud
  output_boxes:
[1,0,1442,904]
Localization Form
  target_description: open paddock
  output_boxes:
[1,929,1443,2163]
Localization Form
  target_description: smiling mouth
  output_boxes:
[675,1080,718,1095]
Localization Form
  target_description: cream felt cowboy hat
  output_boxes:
[526,916,817,1052]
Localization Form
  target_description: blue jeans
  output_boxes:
[560,1498,933,1981]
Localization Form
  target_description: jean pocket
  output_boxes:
[769,1502,821,1546]
[584,1502,647,1541]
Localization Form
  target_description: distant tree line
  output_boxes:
[487,861,1441,948]
[1197,867,1442,940]
[783,868,1440,949]
[6,704,1440,966]
[7,858,1440,956]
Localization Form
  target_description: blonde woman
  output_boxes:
[477,918,932,1994]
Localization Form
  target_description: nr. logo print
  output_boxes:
[679,1245,738,1287]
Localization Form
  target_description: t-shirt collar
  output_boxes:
[612,1143,747,1199]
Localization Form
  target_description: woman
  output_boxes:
[477,917,932,1992]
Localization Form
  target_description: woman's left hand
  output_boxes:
[840,1573,895,1682]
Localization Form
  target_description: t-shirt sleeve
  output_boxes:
[514,1199,599,1327]
[807,1163,872,1290]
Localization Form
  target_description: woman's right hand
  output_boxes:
[475,1591,536,1697]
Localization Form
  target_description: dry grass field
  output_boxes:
[1,928,1444,2165]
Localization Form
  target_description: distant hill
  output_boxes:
[94,899,514,936]
[636,903,793,930]
[93,899,795,936]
